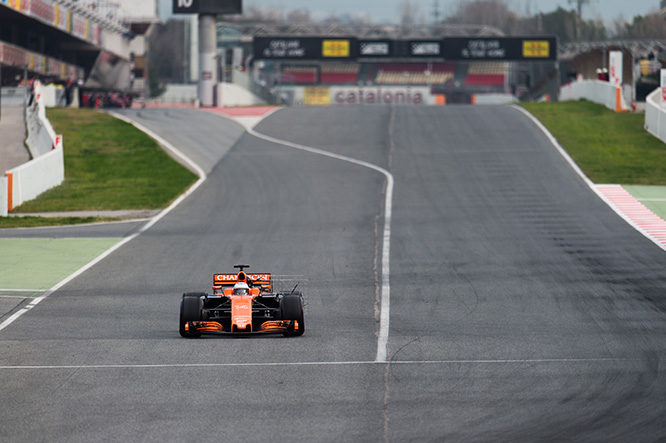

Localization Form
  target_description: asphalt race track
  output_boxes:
[1,106,666,441]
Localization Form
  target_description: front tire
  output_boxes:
[280,294,305,337]
[179,293,204,338]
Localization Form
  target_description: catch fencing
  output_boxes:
[1,81,64,216]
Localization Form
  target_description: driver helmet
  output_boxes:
[232,282,250,295]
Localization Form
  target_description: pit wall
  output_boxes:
[559,79,629,112]
[1,81,64,216]
[645,88,666,144]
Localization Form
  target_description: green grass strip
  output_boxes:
[0,216,116,229]
[521,100,666,185]
[14,109,197,212]
[0,238,120,289]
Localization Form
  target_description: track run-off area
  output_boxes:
[1,106,666,441]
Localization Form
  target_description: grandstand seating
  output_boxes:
[281,66,317,84]
[320,63,359,84]
[375,63,455,85]
[464,63,507,87]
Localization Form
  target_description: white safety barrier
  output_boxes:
[559,79,629,112]
[1,81,64,216]
[644,88,666,142]
[25,82,60,157]
[0,176,7,216]
[472,93,517,105]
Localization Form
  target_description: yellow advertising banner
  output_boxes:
[304,87,331,106]
[522,40,550,58]
[85,19,90,40]
[322,40,350,58]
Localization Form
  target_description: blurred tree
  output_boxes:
[613,12,666,38]
[398,0,424,27]
[444,0,526,34]
[540,7,606,42]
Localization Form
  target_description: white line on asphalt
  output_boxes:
[512,105,666,252]
[0,288,48,292]
[0,358,629,370]
[245,124,394,363]
[0,295,40,299]
[0,113,208,334]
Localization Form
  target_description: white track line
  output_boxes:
[0,288,48,292]
[0,113,207,334]
[513,105,666,253]
[0,357,628,370]
[243,124,394,363]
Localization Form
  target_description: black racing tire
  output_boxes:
[280,295,305,337]
[179,293,204,338]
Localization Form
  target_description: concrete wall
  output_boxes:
[7,147,64,209]
[645,88,666,143]
[25,84,59,157]
[215,83,265,107]
[1,81,64,216]
[473,93,517,105]
[559,80,629,112]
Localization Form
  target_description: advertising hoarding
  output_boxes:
[253,36,557,61]
[253,37,356,60]
[358,40,393,58]
[441,37,557,61]
[609,51,623,87]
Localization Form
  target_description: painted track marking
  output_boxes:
[597,185,666,248]
[0,357,627,370]
[0,113,208,333]
[513,105,666,252]
[244,122,394,363]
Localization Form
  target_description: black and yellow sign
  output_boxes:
[253,36,557,61]
[322,40,350,58]
[442,37,556,61]
[522,40,550,58]
[303,87,331,105]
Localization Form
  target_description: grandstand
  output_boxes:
[464,62,507,87]
[0,0,157,94]
[281,65,317,84]
[320,63,359,84]
[374,63,455,85]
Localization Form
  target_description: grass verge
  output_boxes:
[0,216,116,229]
[521,100,666,185]
[13,108,197,212]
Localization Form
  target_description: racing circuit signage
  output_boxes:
[173,0,242,14]
[253,37,356,60]
[253,36,557,61]
[441,37,557,61]
[283,86,435,106]
[331,87,427,105]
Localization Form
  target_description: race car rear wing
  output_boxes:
[212,272,272,292]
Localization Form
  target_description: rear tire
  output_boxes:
[179,293,204,338]
[280,295,304,337]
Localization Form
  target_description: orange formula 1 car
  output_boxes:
[179,265,305,337]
